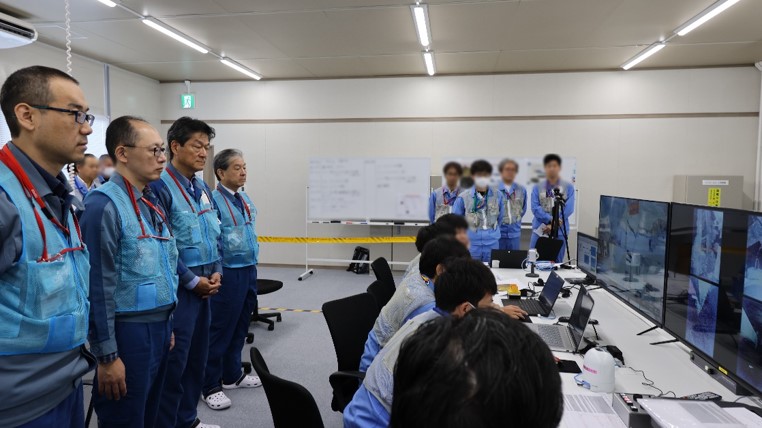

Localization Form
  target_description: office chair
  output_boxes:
[250,279,283,332]
[249,347,325,428]
[322,292,380,412]
[367,279,395,310]
[371,257,395,289]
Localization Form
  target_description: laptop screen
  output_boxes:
[539,271,565,309]
[568,286,595,344]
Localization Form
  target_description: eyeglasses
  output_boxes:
[30,105,95,126]
[124,145,167,158]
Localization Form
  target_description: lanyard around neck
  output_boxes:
[472,189,488,212]
[166,167,211,213]
[123,176,170,237]
[443,187,459,206]
[217,185,251,226]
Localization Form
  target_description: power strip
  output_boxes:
[612,393,654,428]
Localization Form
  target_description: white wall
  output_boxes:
[159,67,762,267]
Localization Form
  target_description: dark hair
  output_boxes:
[470,159,492,175]
[166,116,216,160]
[98,154,112,162]
[499,158,519,173]
[106,116,149,162]
[419,236,470,278]
[442,162,463,176]
[391,309,563,428]
[435,258,497,312]
[415,224,455,253]
[75,153,97,167]
[0,66,79,138]
[435,213,468,231]
[543,154,562,166]
[214,148,243,180]
[460,176,474,188]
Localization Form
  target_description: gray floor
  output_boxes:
[86,265,397,428]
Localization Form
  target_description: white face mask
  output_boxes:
[103,167,115,178]
[474,176,491,188]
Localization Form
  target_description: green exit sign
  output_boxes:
[181,93,195,109]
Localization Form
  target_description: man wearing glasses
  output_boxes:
[151,117,223,428]
[80,116,178,427]
[0,66,95,427]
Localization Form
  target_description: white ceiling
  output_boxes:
[2,0,761,81]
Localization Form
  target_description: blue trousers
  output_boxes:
[93,320,171,428]
[203,265,258,395]
[157,266,212,428]
[17,383,83,428]
[469,242,498,263]
[499,236,521,251]
[529,233,566,263]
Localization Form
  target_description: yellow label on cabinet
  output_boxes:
[707,188,721,207]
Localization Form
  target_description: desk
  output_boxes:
[490,268,754,402]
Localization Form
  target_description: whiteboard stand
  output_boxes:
[298,186,315,281]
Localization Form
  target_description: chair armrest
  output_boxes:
[329,370,366,383]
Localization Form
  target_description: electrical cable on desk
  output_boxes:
[590,323,600,341]
[626,367,675,398]
[733,396,752,403]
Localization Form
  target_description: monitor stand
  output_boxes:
[636,325,679,345]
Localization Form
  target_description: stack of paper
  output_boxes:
[560,394,626,428]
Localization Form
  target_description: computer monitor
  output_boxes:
[664,203,762,397]
[577,232,598,278]
[569,285,595,346]
[597,196,670,326]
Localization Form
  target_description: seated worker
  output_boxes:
[428,162,463,223]
[403,224,443,280]
[344,258,498,428]
[497,158,527,250]
[529,154,575,262]
[390,309,563,428]
[360,237,470,371]
[435,213,470,249]
[453,160,504,263]
[404,219,468,280]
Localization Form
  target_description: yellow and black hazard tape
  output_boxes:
[258,236,415,244]
[259,307,322,314]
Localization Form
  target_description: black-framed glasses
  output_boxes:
[31,105,95,126]
[124,145,167,158]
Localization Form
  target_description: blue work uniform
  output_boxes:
[345,309,443,428]
[150,163,222,428]
[428,186,460,223]
[81,173,178,427]
[498,181,527,251]
[203,185,260,397]
[529,179,575,262]
[359,274,435,371]
[0,143,94,427]
[452,187,505,263]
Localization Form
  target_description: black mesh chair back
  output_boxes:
[367,280,395,310]
[371,257,395,289]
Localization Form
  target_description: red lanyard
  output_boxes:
[123,176,171,239]
[166,168,208,214]
[218,185,251,226]
[503,185,515,201]
[0,145,83,262]
[443,187,459,206]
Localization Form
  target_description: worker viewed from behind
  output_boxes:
[97,153,114,185]
[0,65,95,427]
[81,116,177,427]
[435,213,470,249]
[428,162,462,223]
[203,149,262,411]
[452,160,504,263]
[390,309,563,428]
[497,158,527,250]
[151,117,223,428]
[530,154,575,263]
[71,153,100,203]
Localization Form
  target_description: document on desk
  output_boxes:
[560,394,626,428]
[723,408,762,427]
[492,272,525,289]
[638,399,745,428]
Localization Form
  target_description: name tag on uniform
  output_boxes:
[200,192,211,206]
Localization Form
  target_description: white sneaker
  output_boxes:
[222,374,262,389]
[204,391,232,410]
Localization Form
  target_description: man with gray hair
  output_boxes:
[202,148,262,410]
[497,158,527,250]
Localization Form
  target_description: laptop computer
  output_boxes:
[502,271,565,316]
[491,249,528,269]
[526,285,595,353]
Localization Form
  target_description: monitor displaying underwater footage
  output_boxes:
[597,196,669,325]
[665,203,762,397]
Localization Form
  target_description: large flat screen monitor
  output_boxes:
[597,196,670,326]
[577,232,598,278]
[665,203,762,397]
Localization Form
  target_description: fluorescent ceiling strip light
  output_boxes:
[142,17,209,54]
[411,4,431,48]
[220,58,262,80]
[621,43,666,70]
[423,51,435,76]
[96,0,117,6]
[676,0,741,36]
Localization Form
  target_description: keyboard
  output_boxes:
[535,325,565,348]
[517,299,545,315]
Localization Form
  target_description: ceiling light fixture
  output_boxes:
[621,42,666,70]
[423,51,436,76]
[96,0,117,7]
[675,0,741,36]
[142,17,209,54]
[220,57,262,80]
[411,4,431,48]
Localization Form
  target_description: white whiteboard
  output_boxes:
[441,157,578,226]
[309,157,431,221]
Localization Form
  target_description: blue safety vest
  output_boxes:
[212,189,259,268]
[93,182,178,312]
[160,171,221,268]
[0,165,89,355]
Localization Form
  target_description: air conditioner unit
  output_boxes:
[0,12,37,49]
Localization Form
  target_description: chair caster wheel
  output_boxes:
[246,333,254,344]
[268,324,274,331]
[276,314,282,322]
[242,362,252,374]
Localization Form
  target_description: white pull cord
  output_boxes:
[64,0,72,75]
